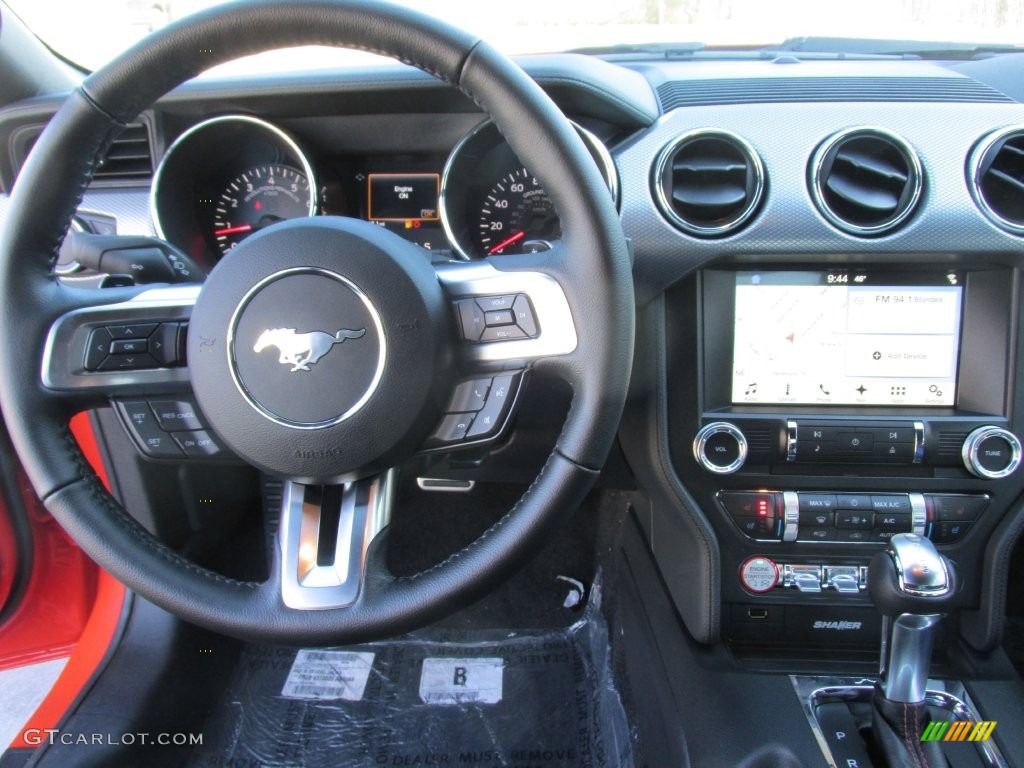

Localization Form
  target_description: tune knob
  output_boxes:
[693,421,748,474]
[962,426,1022,479]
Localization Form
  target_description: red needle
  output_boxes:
[488,230,525,254]
[214,224,253,236]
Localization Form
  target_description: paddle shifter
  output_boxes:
[867,533,958,766]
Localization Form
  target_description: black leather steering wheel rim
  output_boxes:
[0,0,634,644]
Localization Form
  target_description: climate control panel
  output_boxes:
[719,491,988,545]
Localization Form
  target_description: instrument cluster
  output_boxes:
[150,115,618,266]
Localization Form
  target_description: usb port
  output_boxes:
[747,608,769,620]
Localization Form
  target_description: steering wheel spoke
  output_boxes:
[436,256,578,366]
[278,469,397,610]
[43,283,197,397]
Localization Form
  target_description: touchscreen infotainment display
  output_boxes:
[732,271,963,406]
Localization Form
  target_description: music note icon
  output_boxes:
[745,382,758,396]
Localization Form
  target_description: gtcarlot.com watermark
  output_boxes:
[23,729,202,747]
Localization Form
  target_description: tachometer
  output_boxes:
[212,164,312,253]
[476,168,559,255]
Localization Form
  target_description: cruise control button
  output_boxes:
[98,353,158,371]
[476,295,516,312]
[447,379,491,413]
[871,495,911,513]
[929,495,989,522]
[455,299,486,341]
[149,400,207,432]
[835,494,871,510]
[118,401,182,458]
[466,374,515,438]
[173,430,226,458]
[484,309,515,326]
[107,323,158,339]
[85,327,113,370]
[512,294,538,336]
[480,325,528,342]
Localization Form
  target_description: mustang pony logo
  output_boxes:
[253,327,366,372]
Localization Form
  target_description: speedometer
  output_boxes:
[476,168,559,255]
[440,120,618,260]
[212,164,312,254]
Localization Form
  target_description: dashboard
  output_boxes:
[2,51,1024,660]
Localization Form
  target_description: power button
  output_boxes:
[739,556,780,594]
[693,422,748,474]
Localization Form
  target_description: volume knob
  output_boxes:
[693,421,748,474]
[962,426,1022,479]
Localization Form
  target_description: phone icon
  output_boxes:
[819,384,831,395]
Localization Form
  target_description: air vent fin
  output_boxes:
[93,123,153,183]
[744,428,774,453]
[971,127,1024,234]
[810,128,922,236]
[653,130,764,237]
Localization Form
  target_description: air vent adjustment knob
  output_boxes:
[693,421,748,474]
[962,426,1022,479]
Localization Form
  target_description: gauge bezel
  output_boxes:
[150,115,318,254]
[438,119,618,260]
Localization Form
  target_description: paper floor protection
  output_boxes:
[189,599,633,768]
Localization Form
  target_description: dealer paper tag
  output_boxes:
[281,650,375,701]
[419,657,504,705]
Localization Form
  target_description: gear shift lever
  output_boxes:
[867,533,958,766]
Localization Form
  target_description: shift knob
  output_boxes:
[868,533,957,616]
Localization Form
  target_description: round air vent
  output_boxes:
[652,129,765,237]
[969,126,1024,235]
[810,127,922,236]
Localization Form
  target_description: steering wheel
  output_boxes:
[0,0,633,644]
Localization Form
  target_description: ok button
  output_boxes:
[838,432,874,451]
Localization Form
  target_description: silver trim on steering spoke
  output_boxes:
[279,469,397,610]
[435,261,577,363]
[41,284,199,393]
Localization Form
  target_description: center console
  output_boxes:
[665,265,1024,657]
